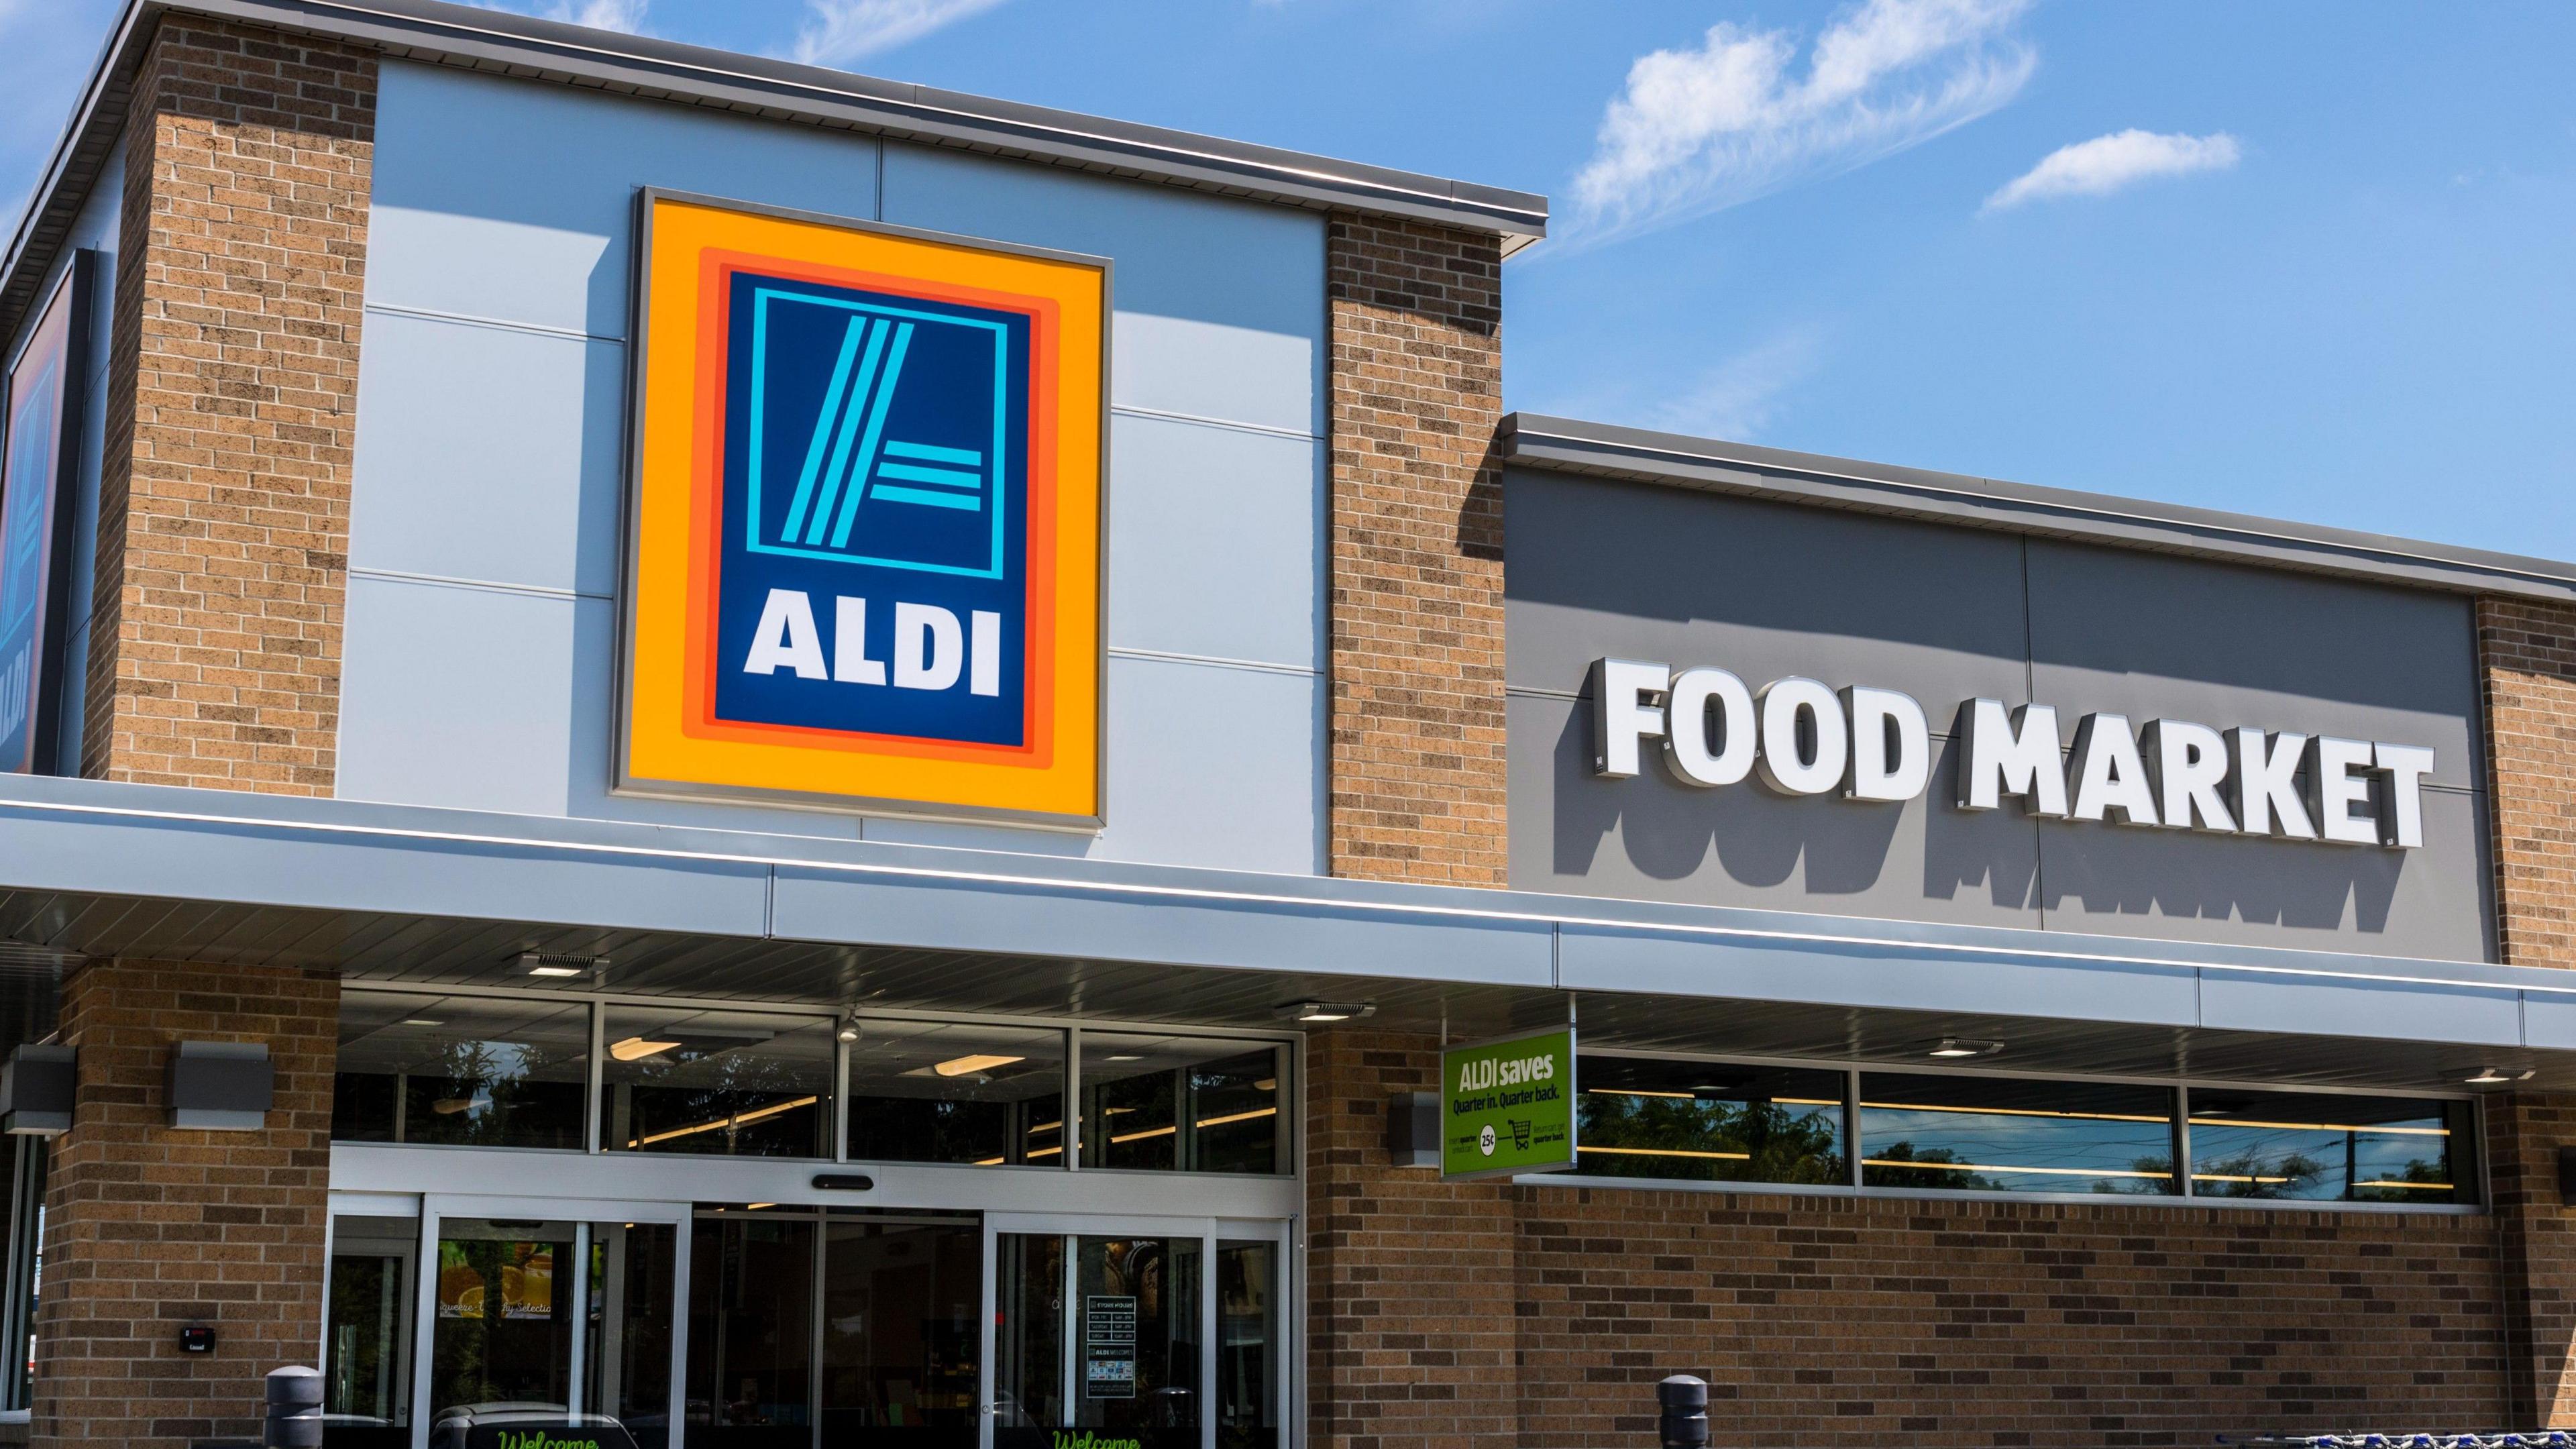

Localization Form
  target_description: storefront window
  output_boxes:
[1079,1034,1285,1173]
[820,1213,982,1446]
[600,1006,835,1158]
[1576,1057,1847,1185]
[1,1137,44,1413]
[333,993,590,1150]
[845,1021,1067,1167]
[1859,1074,2179,1195]
[2188,1089,2475,1204]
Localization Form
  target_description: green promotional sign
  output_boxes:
[1440,1028,1576,1180]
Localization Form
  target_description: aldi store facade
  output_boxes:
[2,3,2576,1447]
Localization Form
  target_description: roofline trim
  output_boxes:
[3,0,1548,341]
[1502,413,2576,604]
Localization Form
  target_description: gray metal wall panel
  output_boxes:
[1556,924,2200,1026]
[1510,692,2048,930]
[867,653,1324,874]
[879,142,1325,436]
[365,62,885,338]
[1106,412,1319,668]
[2037,786,2491,961]
[2198,971,2520,1047]
[1503,468,2031,704]
[347,311,625,597]
[769,865,1552,986]
[2522,994,2576,1051]
[2024,539,2484,790]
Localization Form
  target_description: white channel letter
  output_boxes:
[1754,677,1847,796]
[2069,714,2159,826]
[2305,736,2380,845]
[1662,667,1756,788]
[2373,742,2434,849]
[743,588,826,680]
[894,602,964,692]
[1589,658,1670,778]
[833,597,886,686]
[1955,699,2068,816]
[2139,720,2235,833]
[1841,686,1929,803]
[2230,727,2316,839]
[970,611,1002,698]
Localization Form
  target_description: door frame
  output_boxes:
[409,1193,696,1449]
[981,1211,1295,1449]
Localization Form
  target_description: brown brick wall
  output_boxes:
[2493,1093,2576,1427]
[1325,217,1509,886]
[83,17,373,794]
[1309,1031,2517,1449]
[2481,597,2576,969]
[30,959,338,1449]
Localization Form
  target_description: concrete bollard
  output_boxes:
[1657,1373,1709,1449]
[265,1365,323,1449]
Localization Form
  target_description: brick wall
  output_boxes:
[2481,597,2576,970]
[1309,1032,2516,1449]
[30,959,338,1449]
[83,17,374,794]
[1324,217,1509,886]
[2491,1093,2576,1427]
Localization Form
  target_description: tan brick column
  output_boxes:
[85,17,374,794]
[1305,1030,1518,1449]
[2482,597,2576,1426]
[31,959,338,1449]
[1324,217,1508,886]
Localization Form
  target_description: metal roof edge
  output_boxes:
[3,0,1549,341]
[1501,413,2576,604]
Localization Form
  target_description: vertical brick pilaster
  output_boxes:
[1325,217,1508,885]
[85,17,374,794]
[30,959,337,1449]
[2493,1094,2576,1428]
[2481,596,2576,969]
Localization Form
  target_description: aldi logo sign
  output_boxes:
[619,193,1105,822]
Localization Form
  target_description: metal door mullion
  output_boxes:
[567,1222,591,1419]
[1059,1234,1077,1429]
[668,1211,694,1449]
[811,1210,828,1449]
[410,1203,441,1449]
[1200,1230,1216,1449]
[977,1220,999,1449]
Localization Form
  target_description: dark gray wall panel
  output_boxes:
[2024,539,2483,790]
[1510,693,2046,929]
[1504,468,2030,706]
[2036,786,2491,961]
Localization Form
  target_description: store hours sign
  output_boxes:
[1589,657,2436,849]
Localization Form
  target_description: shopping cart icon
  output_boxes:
[740,280,1016,580]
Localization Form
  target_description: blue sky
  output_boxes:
[6,0,2572,560]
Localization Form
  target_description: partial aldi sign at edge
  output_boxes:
[1441,1028,1576,1181]
[618,191,1106,824]
[0,250,95,777]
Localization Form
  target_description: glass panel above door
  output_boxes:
[845,1021,1068,1167]
[333,993,590,1149]
[601,1006,837,1157]
[1079,1036,1286,1174]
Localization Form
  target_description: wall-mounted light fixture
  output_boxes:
[0,1044,75,1136]
[168,1042,272,1131]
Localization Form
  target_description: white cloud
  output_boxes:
[792,0,1005,67]
[1644,325,1829,441]
[1982,129,2240,213]
[1568,0,2035,248]
[546,0,648,32]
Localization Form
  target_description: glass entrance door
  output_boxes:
[984,1220,1284,1449]
[413,1196,690,1449]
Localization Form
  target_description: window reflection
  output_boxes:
[601,1007,835,1158]
[333,993,590,1149]
[1859,1074,2178,1195]
[2188,1089,2473,1204]
[1079,1035,1285,1174]
[845,1021,1067,1167]
[1576,1057,1846,1185]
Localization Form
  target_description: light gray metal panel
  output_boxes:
[348,310,625,596]
[2037,786,2493,963]
[366,61,884,339]
[881,142,1324,436]
[2522,995,2576,1051]
[2198,971,2520,1048]
[2024,539,2485,790]
[1106,413,1320,669]
[1558,923,2200,1027]
[1509,692,2045,929]
[869,653,1323,875]
[337,574,582,816]
[1503,468,2031,704]
[768,864,1552,988]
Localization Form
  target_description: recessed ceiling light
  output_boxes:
[1104,1054,1143,1062]
[1928,1038,2003,1059]
[401,1018,443,1027]
[1275,1000,1376,1024]
[608,1036,681,1063]
[519,951,606,978]
[934,1053,1025,1077]
[2465,1065,2535,1085]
